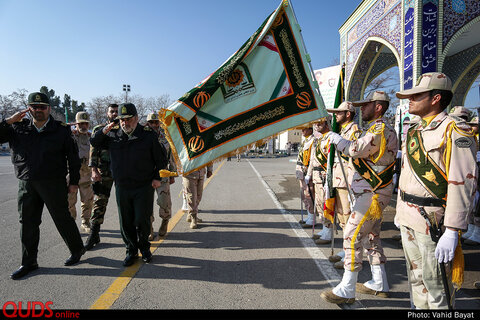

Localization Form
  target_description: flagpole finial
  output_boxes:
[282,0,289,7]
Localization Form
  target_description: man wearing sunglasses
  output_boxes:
[0,92,86,280]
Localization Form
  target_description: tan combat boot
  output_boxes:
[158,219,169,237]
[190,214,198,229]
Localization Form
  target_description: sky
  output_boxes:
[0,0,478,108]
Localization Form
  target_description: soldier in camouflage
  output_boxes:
[84,104,119,250]
[296,125,316,228]
[395,73,477,308]
[325,101,361,267]
[68,111,94,233]
[145,112,177,239]
[321,91,397,304]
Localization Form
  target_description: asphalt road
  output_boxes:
[0,154,479,314]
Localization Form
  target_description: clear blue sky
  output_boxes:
[0,0,478,108]
[0,0,360,105]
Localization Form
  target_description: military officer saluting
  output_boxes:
[321,91,397,304]
[296,124,316,228]
[90,103,168,266]
[0,92,86,279]
[395,73,477,309]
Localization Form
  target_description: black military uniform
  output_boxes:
[0,92,85,279]
[90,103,167,266]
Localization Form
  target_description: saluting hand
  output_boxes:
[68,185,79,194]
[6,109,30,125]
[102,121,117,134]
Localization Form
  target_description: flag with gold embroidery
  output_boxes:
[159,0,327,175]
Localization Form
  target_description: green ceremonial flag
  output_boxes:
[326,65,345,200]
[160,0,328,175]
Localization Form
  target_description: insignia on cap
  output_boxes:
[35,95,42,101]
[121,106,127,114]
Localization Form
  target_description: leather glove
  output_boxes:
[435,228,458,263]
[304,175,311,185]
[329,132,342,145]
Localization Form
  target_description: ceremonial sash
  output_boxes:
[351,158,395,192]
[406,129,448,203]
[314,140,328,171]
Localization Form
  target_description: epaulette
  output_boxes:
[351,130,362,140]
[60,122,68,127]
[367,121,385,135]
[144,126,152,131]
[447,115,474,135]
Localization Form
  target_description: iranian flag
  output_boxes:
[160,0,327,175]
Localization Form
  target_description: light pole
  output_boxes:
[123,84,131,103]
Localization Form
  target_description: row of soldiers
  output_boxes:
[295,72,478,309]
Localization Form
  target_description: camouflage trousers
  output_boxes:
[342,189,391,272]
[299,179,314,214]
[90,177,114,226]
[400,225,454,309]
[68,162,94,221]
[182,176,205,216]
[313,182,331,228]
[335,188,351,228]
[151,180,172,222]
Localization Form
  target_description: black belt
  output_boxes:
[313,167,324,172]
[399,190,446,207]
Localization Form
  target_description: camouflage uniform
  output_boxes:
[306,129,331,240]
[152,127,176,222]
[183,165,213,229]
[68,128,94,226]
[295,132,315,225]
[395,73,478,309]
[396,111,477,308]
[336,117,397,272]
[89,123,118,226]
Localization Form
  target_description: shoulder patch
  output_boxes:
[455,137,473,148]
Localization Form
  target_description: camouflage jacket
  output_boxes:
[332,121,361,188]
[295,134,315,180]
[396,111,478,233]
[306,133,330,183]
[89,122,120,177]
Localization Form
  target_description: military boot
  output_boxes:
[158,219,169,237]
[186,214,202,223]
[190,214,198,229]
[85,224,100,250]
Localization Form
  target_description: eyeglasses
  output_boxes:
[30,105,48,110]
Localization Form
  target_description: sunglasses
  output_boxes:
[30,105,48,110]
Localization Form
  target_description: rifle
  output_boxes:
[418,207,452,310]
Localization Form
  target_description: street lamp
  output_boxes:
[123,84,131,103]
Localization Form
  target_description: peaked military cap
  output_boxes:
[147,113,160,121]
[28,92,50,106]
[75,111,90,123]
[352,91,390,106]
[117,103,137,119]
[396,72,452,99]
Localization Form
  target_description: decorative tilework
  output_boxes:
[346,3,402,88]
[443,0,480,47]
[451,59,480,106]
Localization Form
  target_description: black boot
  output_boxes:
[85,224,100,250]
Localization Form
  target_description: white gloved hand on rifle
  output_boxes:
[435,228,458,263]
[304,175,311,185]
[328,132,342,145]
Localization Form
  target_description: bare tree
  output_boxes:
[86,95,121,126]
[0,89,29,120]
[364,68,400,125]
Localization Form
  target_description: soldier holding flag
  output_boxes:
[325,101,361,267]
[321,91,397,304]
[296,125,316,228]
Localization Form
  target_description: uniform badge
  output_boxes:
[455,137,472,148]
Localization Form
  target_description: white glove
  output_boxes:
[304,175,311,185]
[435,228,458,264]
[323,184,330,198]
[329,132,342,145]
[393,216,400,230]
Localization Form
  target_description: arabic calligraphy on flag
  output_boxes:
[160,0,327,175]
